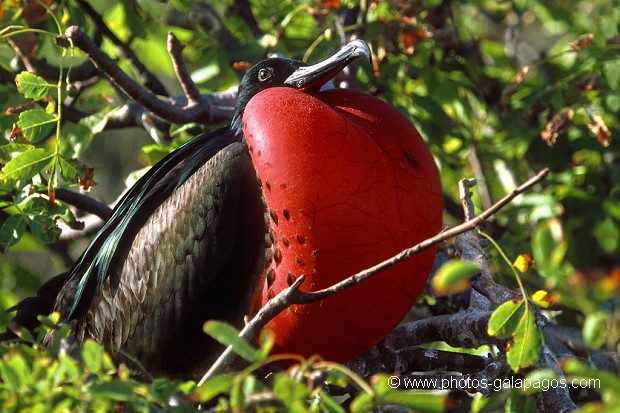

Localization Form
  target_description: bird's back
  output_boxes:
[52,141,267,377]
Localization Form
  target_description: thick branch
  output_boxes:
[456,176,577,412]
[55,189,112,220]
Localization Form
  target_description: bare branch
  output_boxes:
[55,189,112,220]
[167,32,201,105]
[76,0,168,96]
[164,3,240,53]
[232,0,262,36]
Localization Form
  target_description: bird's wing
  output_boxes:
[55,129,237,320]
[73,141,267,374]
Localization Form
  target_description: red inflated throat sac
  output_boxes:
[243,87,442,362]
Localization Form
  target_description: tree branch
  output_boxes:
[167,32,201,105]
[65,26,236,127]
[55,189,112,221]
[75,0,168,96]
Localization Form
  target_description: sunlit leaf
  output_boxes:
[350,392,373,413]
[81,340,104,373]
[603,59,620,90]
[488,300,543,371]
[194,373,235,402]
[1,148,54,182]
[15,72,55,101]
[0,214,27,248]
[432,260,479,295]
[582,311,608,349]
[488,300,525,339]
[532,218,567,275]
[513,253,535,273]
[531,290,554,309]
[57,155,82,184]
[0,143,35,154]
[91,380,137,399]
[507,305,543,372]
[18,109,56,143]
[274,373,309,413]
[203,320,257,362]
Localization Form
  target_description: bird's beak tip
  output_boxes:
[348,39,372,64]
[284,39,372,91]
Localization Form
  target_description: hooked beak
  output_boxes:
[283,39,372,91]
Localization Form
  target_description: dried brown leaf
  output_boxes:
[541,107,574,147]
[575,73,598,93]
[9,124,22,142]
[570,33,594,51]
[79,164,96,192]
[586,114,611,147]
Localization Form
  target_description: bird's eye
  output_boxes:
[257,68,273,82]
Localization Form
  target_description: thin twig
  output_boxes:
[198,275,307,385]
[294,168,549,304]
[167,32,201,105]
[76,0,168,96]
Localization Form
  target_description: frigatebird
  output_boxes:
[4,40,375,377]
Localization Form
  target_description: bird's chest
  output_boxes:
[243,87,442,360]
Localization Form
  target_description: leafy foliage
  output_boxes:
[1,0,619,411]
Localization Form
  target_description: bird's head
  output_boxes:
[230,39,371,134]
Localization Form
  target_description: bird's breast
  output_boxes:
[243,87,442,361]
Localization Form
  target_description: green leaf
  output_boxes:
[141,144,170,165]
[91,380,137,400]
[1,148,54,182]
[488,300,543,372]
[274,373,310,413]
[603,60,620,90]
[522,369,560,395]
[0,143,35,155]
[563,358,620,395]
[194,373,235,403]
[255,328,275,361]
[191,64,221,84]
[488,300,525,339]
[350,392,374,413]
[532,218,566,275]
[15,72,55,101]
[432,260,480,295]
[18,109,56,143]
[26,213,61,244]
[507,308,543,372]
[314,389,347,413]
[203,320,257,362]
[582,311,608,349]
[381,391,445,412]
[81,340,104,373]
[79,111,109,135]
[57,155,82,184]
[0,214,27,248]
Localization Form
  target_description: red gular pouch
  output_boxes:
[243,87,442,362]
